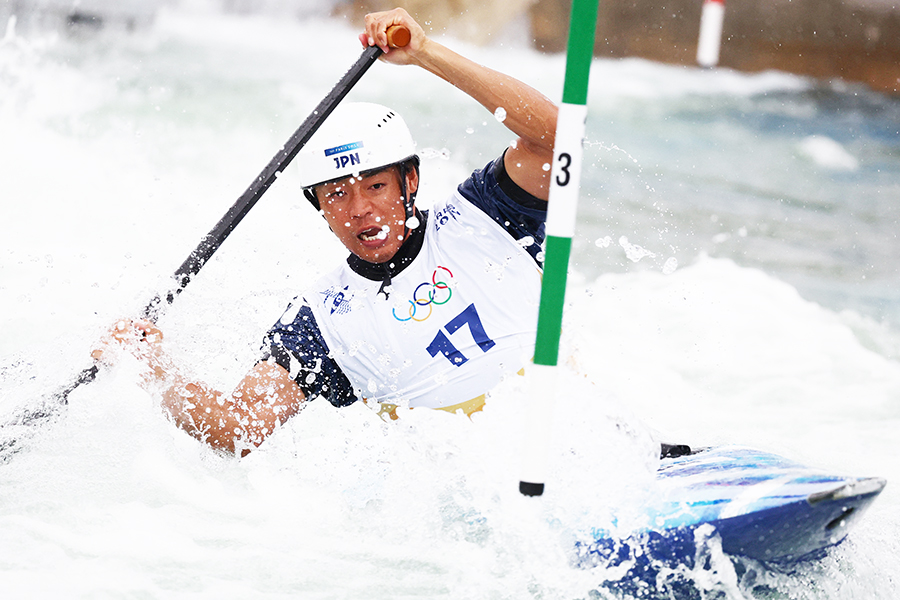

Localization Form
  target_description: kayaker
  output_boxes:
[93,7,557,455]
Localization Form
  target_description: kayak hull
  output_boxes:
[575,446,885,579]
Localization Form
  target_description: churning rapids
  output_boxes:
[1,5,899,599]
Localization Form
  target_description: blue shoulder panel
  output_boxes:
[456,154,548,265]
[262,302,357,407]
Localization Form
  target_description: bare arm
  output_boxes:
[361,8,558,200]
[94,320,305,455]
[158,360,305,456]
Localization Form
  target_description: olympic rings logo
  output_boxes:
[392,266,454,322]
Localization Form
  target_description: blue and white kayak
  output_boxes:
[577,445,885,572]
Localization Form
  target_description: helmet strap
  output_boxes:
[397,157,420,239]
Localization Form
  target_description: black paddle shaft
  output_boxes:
[146,43,385,320]
[62,43,388,402]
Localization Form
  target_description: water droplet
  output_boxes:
[662,257,678,275]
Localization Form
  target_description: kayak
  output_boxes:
[575,445,885,582]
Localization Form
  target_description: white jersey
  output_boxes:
[306,192,541,409]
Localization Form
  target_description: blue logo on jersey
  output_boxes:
[433,203,462,231]
[322,285,354,315]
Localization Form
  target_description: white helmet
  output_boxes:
[297,102,417,190]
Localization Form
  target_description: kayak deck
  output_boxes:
[577,446,885,572]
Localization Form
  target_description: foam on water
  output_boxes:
[796,135,860,171]
[1,7,899,598]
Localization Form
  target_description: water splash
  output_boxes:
[619,236,656,263]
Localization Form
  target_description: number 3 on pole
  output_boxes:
[555,152,572,187]
[545,105,587,240]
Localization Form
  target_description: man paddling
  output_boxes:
[94,7,557,455]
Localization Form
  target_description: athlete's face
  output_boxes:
[316,166,418,263]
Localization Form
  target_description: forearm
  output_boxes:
[158,377,238,451]
[413,39,557,152]
[149,359,304,455]
[141,359,248,454]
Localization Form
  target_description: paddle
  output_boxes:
[0,26,410,458]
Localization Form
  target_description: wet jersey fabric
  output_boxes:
[264,154,547,408]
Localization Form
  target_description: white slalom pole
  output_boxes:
[697,0,725,68]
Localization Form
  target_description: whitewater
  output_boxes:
[1,6,899,599]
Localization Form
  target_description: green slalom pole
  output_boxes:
[520,0,599,497]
